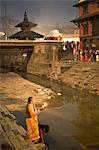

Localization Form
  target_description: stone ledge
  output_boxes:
[0,104,48,150]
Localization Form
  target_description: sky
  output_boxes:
[0,0,78,27]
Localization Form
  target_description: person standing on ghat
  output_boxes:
[25,97,47,143]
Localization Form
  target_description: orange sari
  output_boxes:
[26,104,39,141]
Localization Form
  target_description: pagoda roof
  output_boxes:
[9,30,44,40]
[73,0,98,7]
[71,12,99,23]
[15,10,37,28]
[15,21,37,28]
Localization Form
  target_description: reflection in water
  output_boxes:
[74,95,99,146]
[23,74,99,146]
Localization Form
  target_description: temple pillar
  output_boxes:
[51,44,61,77]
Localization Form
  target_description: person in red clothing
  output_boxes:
[82,50,85,62]
[39,124,49,148]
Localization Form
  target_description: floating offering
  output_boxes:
[57,92,61,96]
[47,96,52,99]
[36,88,42,92]
[39,91,45,95]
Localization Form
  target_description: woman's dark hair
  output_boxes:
[44,125,49,133]
[25,97,32,117]
[28,97,32,103]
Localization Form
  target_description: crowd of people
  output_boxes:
[80,46,99,62]
[62,41,99,62]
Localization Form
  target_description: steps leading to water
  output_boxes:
[60,62,99,95]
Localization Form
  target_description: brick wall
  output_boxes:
[88,21,92,36]
[79,2,99,16]
[88,2,99,14]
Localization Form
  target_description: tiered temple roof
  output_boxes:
[10,11,44,40]
[71,12,99,23]
[72,0,99,23]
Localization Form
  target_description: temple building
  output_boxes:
[72,0,99,50]
[10,11,44,40]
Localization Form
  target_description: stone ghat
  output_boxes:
[59,62,99,95]
[0,104,47,150]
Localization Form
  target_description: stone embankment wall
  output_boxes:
[0,104,47,150]
[59,62,99,95]
[0,40,62,74]
[27,42,62,76]
[0,51,23,69]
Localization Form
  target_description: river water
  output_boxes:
[24,74,99,150]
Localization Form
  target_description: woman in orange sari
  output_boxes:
[26,97,40,143]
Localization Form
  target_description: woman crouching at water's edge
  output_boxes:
[25,97,47,143]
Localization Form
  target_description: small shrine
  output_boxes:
[44,29,62,41]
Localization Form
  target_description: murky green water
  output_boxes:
[24,74,99,147]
